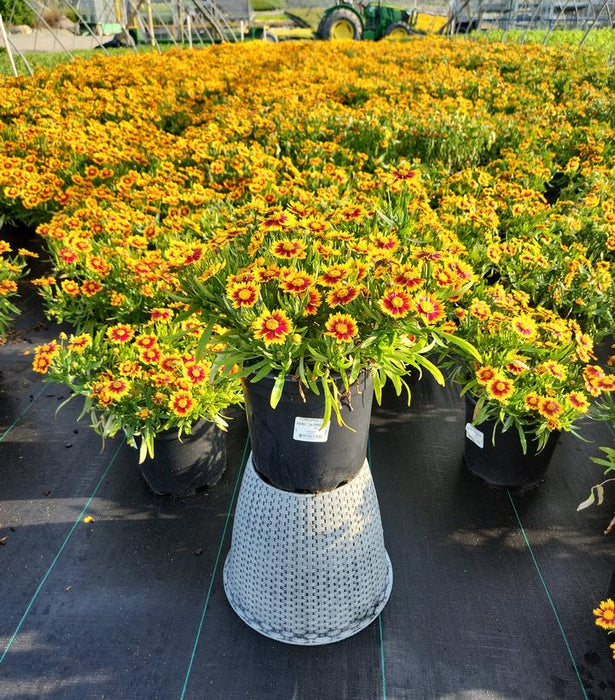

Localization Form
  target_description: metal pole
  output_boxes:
[187,14,193,47]
[0,13,18,77]
[145,0,156,45]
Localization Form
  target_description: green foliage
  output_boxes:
[0,0,34,26]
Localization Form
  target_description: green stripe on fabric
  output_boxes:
[0,384,46,442]
[180,437,250,700]
[0,439,125,664]
[507,489,589,700]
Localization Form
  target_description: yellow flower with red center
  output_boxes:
[119,361,141,378]
[105,378,131,399]
[325,312,358,344]
[169,391,194,417]
[566,392,589,412]
[594,599,615,630]
[61,280,80,297]
[279,270,314,294]
[486,376,514,402]
[88,256,110,277]
[107,324,135,344]
[304,288,322,316]
[135,335,158,350]
[252,309,293,346]
[58,247,78,264]
[370,232,400,254]
[524,392,541,410]
[151,308,173,322]
[68,334,92,353]
[505,355,528,375]
[110,292,126,307]
[538,397,563,419]
[140,346,162,364]
[32,354,53,373]
[538,361,567,381]
[511,314,537,341]
[319,263,351,287]
[0,279,17,295]
[227,281,260,308]
[379,288,412,318]
[595,375,615,392]
[469,299,491,321]
[414,294,444,324]
[185,362,208,384]
[270,238,307,260]
[81,280,103,297]
[327,284,360,307]
[476,365,497,385]
[393,264,424,290]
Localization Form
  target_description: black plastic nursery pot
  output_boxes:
[139,420,226,496]
[463,396,560,489]
[242,370,374,493]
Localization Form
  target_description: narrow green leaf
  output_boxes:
[270,371,286,409]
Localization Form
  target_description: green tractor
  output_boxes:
[316,1,420,41]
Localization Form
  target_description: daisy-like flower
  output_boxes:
[327,284,360,307]
[511,314,537,341]
[169,391,194,417]
[566,392,589,412]
[414,294,444,324]
[107,324,135,344]
[185,362,208,384]
[476,366,498,385]
[319,263,351,287]
[486,377,514,402]
[593,599,615,630]
[279,270,314,294]
[304,288,322,316]
[270,238,307,260]
[469,299,491,321]
[140,346,162,364]
[538,361,567,381]
[228,281,260,308]
[68,334,92,354]
[252,309,293,346]
[61,280,80,297]
[151,308,173,322]
[32,354,52,374]
[325,312,358,344]
[537,397,563,419]
[135,335,158,350]
[524,392,541,410]
[105,378,131,399]
[393,265,424,290]
[81,280,103,297]
[379,288,412,318]
[370,232,400,253]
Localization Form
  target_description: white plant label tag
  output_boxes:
[465,423,484,449]
[293,417,330,443]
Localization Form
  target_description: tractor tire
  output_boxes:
[317,8,362,41]
[383,21,414,39]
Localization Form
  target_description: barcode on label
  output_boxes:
[293,417,330,443]
[465,423,484,449]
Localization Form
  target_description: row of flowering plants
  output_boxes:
[0,39,611,460]
[32,309,243,462]
[0,239,36,339]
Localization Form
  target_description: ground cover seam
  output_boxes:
[0,383,46,442]
[0,439,125,664]
[507,489,589,699]
[368,436,388,700]
[179,436,250,700]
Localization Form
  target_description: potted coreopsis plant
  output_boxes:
[0,240,36,338]
[178,192,479,644]
[32,308,242,496]
[447,282,612,489]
